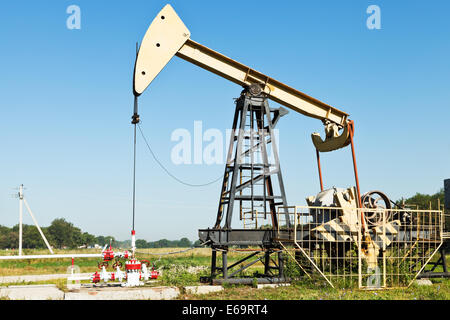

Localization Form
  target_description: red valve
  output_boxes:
[125,259,142,270]
[92,272,101,283]
[103,248,115,261]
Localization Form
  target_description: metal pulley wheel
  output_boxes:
[361,190,392,226]
[248,83,263,96]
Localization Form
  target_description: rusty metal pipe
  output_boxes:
[316,149,324,192]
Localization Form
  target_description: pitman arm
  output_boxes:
[133,4,351,152]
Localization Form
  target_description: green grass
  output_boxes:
[181,278,450,300]
[1,248,449,300]
[0,258,99,276]
[0,278,69,291]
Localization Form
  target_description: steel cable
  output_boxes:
[137,123,223,187]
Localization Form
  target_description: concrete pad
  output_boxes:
[257,283,291,289]
[64,286,180,300]
[67,283,81,291]
[184,285,223,295]
[0,284,64,300]
[414,279,433,286]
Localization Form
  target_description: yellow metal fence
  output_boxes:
[274,206,443,289]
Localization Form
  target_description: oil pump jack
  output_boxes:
[132,5,399,285]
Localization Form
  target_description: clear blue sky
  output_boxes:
[0,1,449,242]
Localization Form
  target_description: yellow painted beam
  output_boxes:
[133,4,351,151]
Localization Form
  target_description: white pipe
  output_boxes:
[67,276,92,281]
[0,254,102,260]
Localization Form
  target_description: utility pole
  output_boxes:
[17,185,54,255]
[18,184,23,256]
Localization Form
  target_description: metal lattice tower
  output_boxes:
[213,87,290,230]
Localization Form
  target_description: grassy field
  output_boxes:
[1,248,449,300]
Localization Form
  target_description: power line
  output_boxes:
[137,123,223,187]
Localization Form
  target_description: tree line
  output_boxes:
[135,238,200,248]
[0,218,198,250]
[0,218,114,250]
[396,188,444,210]
[398,188,448,228]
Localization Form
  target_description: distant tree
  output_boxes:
[193,240,201,247]
[22,225,47,249]
[104,236,116,247]
[47,218,82,249]
[155,239,170,248]
[0,228,17,249]
[178,237,192,248]
[0,225,10,235]
[397,188,449,230]
[115,239,131,249]
[96,235,106,246]
[81,232,96,247]
[95,236,116,247]
[135,239,148,248]
[7,224,52,249]
[397,189,444,210]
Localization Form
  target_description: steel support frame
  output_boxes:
[213,90,289,230]
[205,89,291,283]
[207,246,286,285]
[418,240,450,278]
